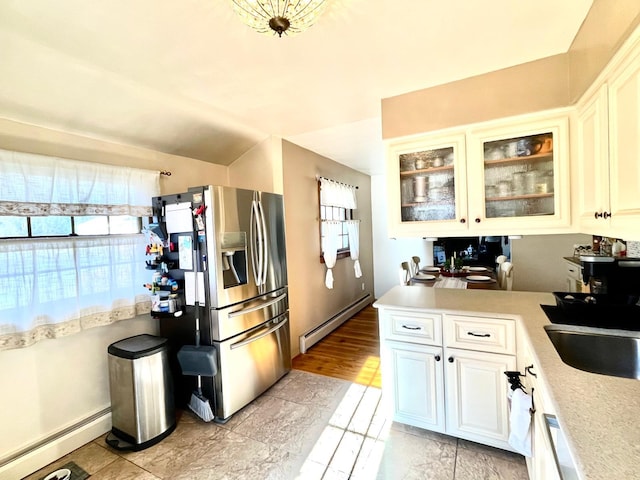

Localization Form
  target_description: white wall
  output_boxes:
[371,174,433,299]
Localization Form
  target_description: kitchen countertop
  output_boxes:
[373,286,640,480]
[563,255,582,266]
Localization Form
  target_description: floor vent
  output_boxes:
[299,294,371,354]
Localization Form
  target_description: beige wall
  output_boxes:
[568,0,640,103]
[282,140,374,357]
[382,2,640,139]
[382,54,569,139]
[0,118,229,194]
[510,234,591,292]
[228,135,284,194]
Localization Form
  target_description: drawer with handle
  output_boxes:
[383,310,442,345]
[444,314,515,354]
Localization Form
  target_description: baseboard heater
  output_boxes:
[299,294,372,354]
[0,408,111,479]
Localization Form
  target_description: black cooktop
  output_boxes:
[540,304,640,331]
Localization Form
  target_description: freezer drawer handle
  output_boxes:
[227,293,287,318]
[230,318,288,350]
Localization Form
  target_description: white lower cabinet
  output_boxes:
[444,348,515,448]
[382,341,445,432]
[531,411,561,480]
[520,334,567,480]
[379,309,516,451]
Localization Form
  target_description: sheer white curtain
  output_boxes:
[320,177,357,209]
[0,235,150,349]
[346,220,362,278]
[319,177,358,288]
[321,221,341,289]
[0,149,160,350]
[0,148,158,216]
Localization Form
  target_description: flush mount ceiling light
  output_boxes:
[231,0,329,37]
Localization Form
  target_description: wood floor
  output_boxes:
[292,304,381,388]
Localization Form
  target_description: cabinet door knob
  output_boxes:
[475,218,481,223]
[594,211,603,219]
[603,211,611,219]
[448,356,454,363]
[435,355,441,362]
[460,218,466,224]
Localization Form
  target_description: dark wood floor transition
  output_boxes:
[292,304,381,388]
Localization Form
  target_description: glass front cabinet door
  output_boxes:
[386,133,469,237]
[466,114,571,233]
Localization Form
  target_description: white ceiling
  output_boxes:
[0,0,592,175]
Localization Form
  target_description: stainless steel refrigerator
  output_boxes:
[151,185,290,422]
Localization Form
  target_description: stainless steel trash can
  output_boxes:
[106,334,175,451]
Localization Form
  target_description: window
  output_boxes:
[317,176,361,289]
[0,148,159,351]
[0,215,143,238]
[320,204,352,259]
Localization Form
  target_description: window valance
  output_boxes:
[0,148,160,217]
[319,176,357,209]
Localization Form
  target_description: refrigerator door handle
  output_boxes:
[230,316,288,350]
[227,292,287,318]
[257,199,269,287]
[250,199,263,286]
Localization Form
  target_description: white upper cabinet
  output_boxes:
[574,28,640,240]
[466,113,571,234]
[607,43,640,239]
[386,131,469,237]
[574,84,611,233]
[386,112,571,238]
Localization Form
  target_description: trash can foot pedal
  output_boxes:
[106,424,176,451]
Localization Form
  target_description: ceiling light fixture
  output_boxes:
[231,0,329,37]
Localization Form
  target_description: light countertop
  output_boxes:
[373,286,640,480]
[563,256,582,266]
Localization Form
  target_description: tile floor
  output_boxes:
[26,370,529,480]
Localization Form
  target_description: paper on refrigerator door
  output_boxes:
[165,202,193,234]
[178,235,193,270]
[185,271,206,305]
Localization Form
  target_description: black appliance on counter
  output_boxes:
[541,256,640,330]
[579,256,640,294]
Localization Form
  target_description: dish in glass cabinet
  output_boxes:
[444,152,454,165]
[466,275,492,282]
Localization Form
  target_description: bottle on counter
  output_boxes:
[612,239,627,257]
[600,237,613,256]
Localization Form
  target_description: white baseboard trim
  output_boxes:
[299,294,371,354]
[0,409,112,480]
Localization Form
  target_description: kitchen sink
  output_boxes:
[544,325,640,379]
